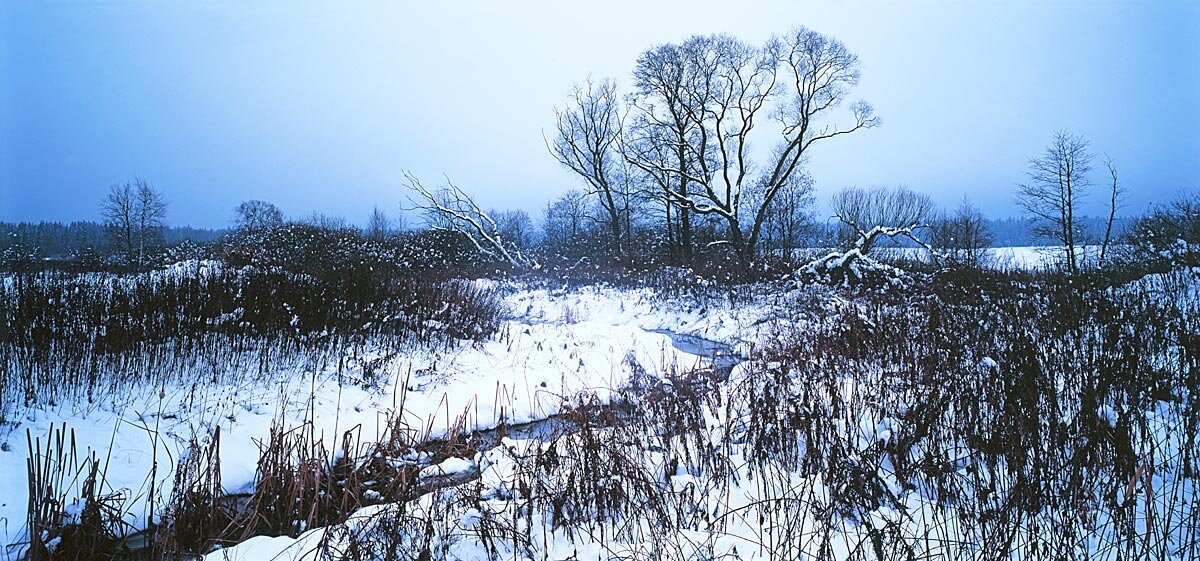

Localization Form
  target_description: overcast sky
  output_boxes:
[1,1,1197,228]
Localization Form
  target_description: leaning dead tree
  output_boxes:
[1099,154,1125,264]
[801,185,935,286]
[831,185,936,254]
[405,172,535,268]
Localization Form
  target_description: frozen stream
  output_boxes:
[120,328,743,558]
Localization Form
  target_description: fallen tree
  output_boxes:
[405,172,538,269]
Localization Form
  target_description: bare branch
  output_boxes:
[404,172,535,268]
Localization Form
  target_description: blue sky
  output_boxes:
[1,1,1197,228]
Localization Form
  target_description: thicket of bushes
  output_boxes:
[0,225,507,424]
[724,270,1199,557]
[1121,192,1200,272]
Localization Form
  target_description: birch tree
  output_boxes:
[1017,131,1093,276]
[102,178,167,268]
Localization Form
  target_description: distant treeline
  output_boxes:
[0,221,225,259]
[809,215,1132,249]
[1,216,1132,262]
[969,216,1132,247]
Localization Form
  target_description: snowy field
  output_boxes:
[866,245,1108,270]
[2,256,1197,561]
[0,272,790,559]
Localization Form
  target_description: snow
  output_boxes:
[202,533,319,561]
[418,456,475,480]
[1,281,736,559]
[5,259,1197,561]
[870,245,1109,270]
[504,282,787,353]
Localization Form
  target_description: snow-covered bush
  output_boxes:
[796,249,912,290]
[1123,191,1200,271]
[734,273,1199,558]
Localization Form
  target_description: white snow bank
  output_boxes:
[418,456,475,480]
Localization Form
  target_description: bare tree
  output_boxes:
[367,206,392,240]
[1017,131,1093,276]
[492,209,535,253]
[550,78,634,257]
[831,185,936,254]
[668,34,778,259]
[102,178,167,268]
[750,173,815,259]
[405,172,534,268]
[392,211,408,233]
[931,197,994,269]
[622,115,683,260]
[800,185,932,283]
[304,213,349,230]
[1099,155,1125,264]
[622,28,877,263]
[626,42,700,263]
[135,181,168,266]
[542,189,590,257]
[102,183,136,259]
[233,200,284,232]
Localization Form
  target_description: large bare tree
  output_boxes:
[626,42,700,263]
[667,34,777,259]
[621,121,682,258]
[102,179,168,268]
[1016,131,1093,276]
[620,28,878,263]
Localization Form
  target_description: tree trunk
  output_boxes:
[677,144,691,264]
[664,196,675,261]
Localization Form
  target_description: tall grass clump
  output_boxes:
[22,424,129,561]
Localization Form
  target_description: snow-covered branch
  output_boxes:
[405,172,537,269]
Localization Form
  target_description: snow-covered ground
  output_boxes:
[868,245,1103,270]
[194,269,1200,561]
[4,262,1196,560]
[1,280,791,560]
